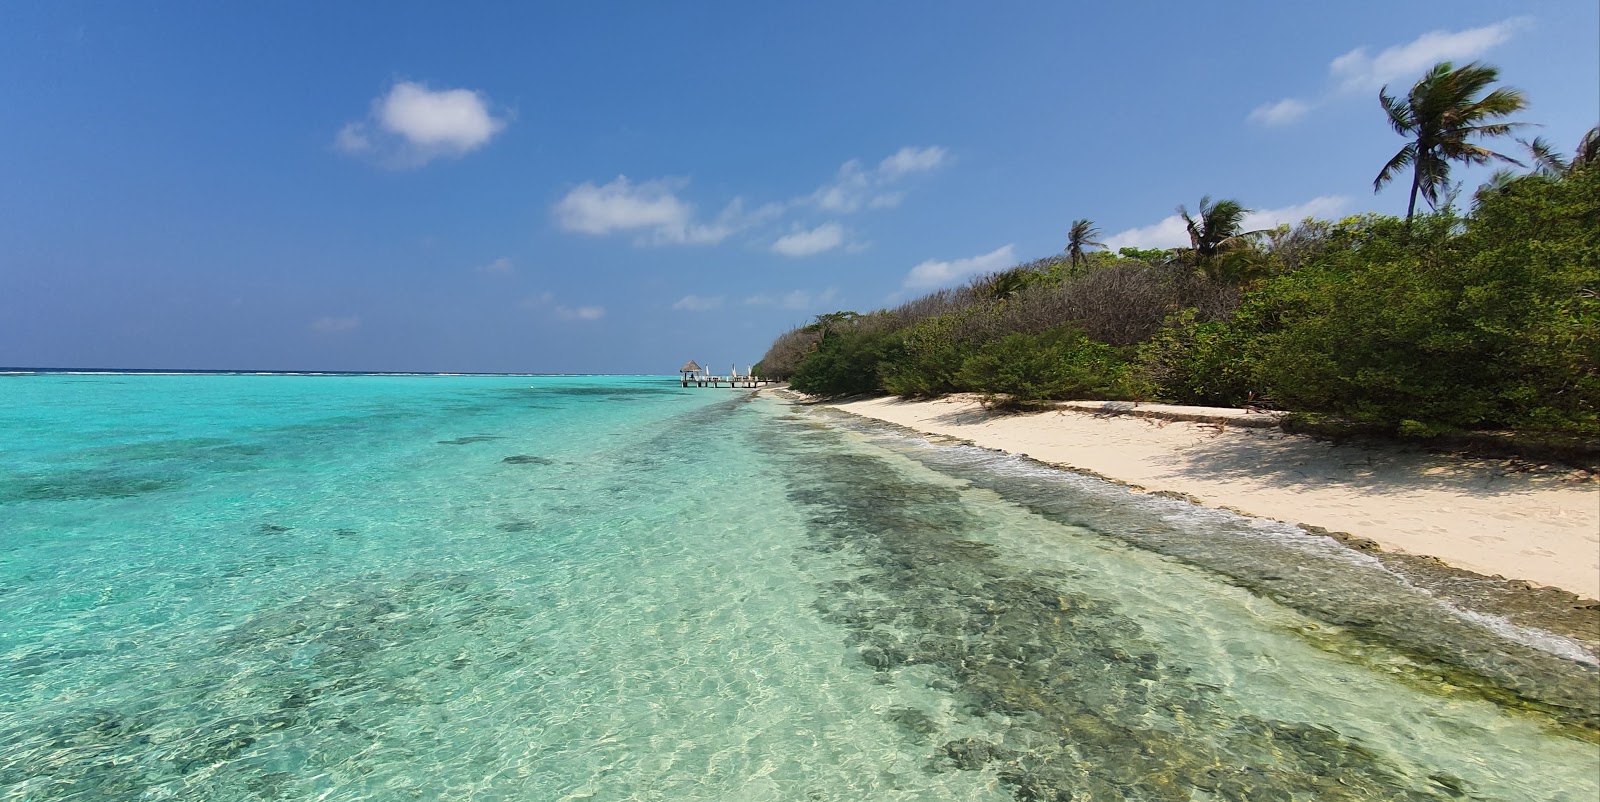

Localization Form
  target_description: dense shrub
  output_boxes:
[764,166,1599,435]
[755,326,822,379]
[1254,172,1598,434]
[787,329,902,397]
[1139,172,1598,434]
[957,328,1131,402]
[879,312,978,397]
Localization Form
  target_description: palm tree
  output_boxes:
[1572,125,1599,172]
[1475,137,1563,202]
[1374,61,1529,221]
[1175,197,1269,283]
[1175,197,1254,254]
[1520,137,1568,177]
[1065,219,1105,269]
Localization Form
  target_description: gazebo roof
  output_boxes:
[679,360,701,372]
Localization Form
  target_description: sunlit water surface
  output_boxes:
[1,375,1595,801]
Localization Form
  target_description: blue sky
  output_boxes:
[2,2,1595,373]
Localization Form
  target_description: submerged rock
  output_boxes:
[502,455,555,465]
[437,435,502,445]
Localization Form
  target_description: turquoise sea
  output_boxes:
[1,374,1596,801]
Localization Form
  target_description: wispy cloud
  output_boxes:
[808,146,950,213]
[1247,98,1311,127]
[1241,196,1350,231]
[1330,19,1526,92]
[519,291,555,309]
[1102,217,1190,252]
[519,292,604,321]
[555,305,605,321]
[1104,196,1351,251]
[1247,18,1527,126]
[476,256,514,275]
[336,81,507,168]
[742,288,840,310]
[672,294,724,312]
[554,144,945,248]
[877,145,949,178]
[902,245,1015,290]
[552,176,780,246]
[781,287,839,310]
[311,315,361,334]
[772,222,846,257]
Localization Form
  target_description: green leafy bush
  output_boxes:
[767,166,1599,437]
[788,329,902,397]
[879,312,980,397]
[956,327,1130,402]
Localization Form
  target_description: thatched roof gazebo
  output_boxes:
[679,360,703,385]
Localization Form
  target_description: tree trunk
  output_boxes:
[1406,163,1421,224]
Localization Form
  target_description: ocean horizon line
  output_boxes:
[0,367,682,378]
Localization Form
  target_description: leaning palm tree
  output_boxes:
[1175,197,1269,283]
[1520,137,1569,176]
[1475,126,1600,203]
[1065,218,1105,269]
[1374,61,1529,221]
[1572,125,1600,172]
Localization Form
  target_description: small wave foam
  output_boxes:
[833,412,1597,668]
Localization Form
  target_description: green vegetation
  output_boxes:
[763,62,1599,439]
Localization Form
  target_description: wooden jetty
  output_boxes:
[679,360,779,389]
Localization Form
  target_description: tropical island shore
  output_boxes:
[786,391,1599,603]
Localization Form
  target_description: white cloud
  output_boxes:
[335,123,370,153]
[672,295,724,311]
[556,305,605,321]
[552,176,778,246]
[553,145,942,248]
[1105,196,1352,251]
[519,292,602,321]
[867,192,905,210]
[1247,98,1311,126]
[554,176,692,236]
[336,81,506,168]
[903,245,1016,289]
[742,288,840,309]
[877,145,949,178]
[311,315,360,334]
[378,82,503,149]
[1103,216,1191,252]
[1247,18,1525,126]
[772,222,846,257]
[811,160,872,213]
[1241,195,1350,231]
[519,291,555,309]
[1331,19,1526,92]
[476,257,514,274]
[807,145,949,213]
[782,287,839,310]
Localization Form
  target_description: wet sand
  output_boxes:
[820,395,1600,601]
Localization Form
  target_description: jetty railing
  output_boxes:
[680,374,781,388]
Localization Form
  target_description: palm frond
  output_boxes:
[1379,88,1415,135]
[1441,142,1524,168]
[1516,137,1567,176]
[1474,168,1520,203]
[1375,60,1529,220]
[1373,144,1415,192]
[1573,126,1600,170]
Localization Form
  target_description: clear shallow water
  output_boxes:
[1,375,1595,801]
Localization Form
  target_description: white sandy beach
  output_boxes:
[820,395,1600,599]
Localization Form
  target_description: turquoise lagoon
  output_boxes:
[1,374,1595,801]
